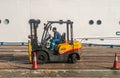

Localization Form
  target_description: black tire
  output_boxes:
[68,54,78,63]
[36,51,48,64]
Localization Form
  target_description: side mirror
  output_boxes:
[44,26,47,30]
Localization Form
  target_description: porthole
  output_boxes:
[116,31,120,36]
[4,19,9,25]
[97,20,102,25]
[0,20,1,24]
[89,20,94,25]
[119,21,120,25]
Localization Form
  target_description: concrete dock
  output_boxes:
[0,46,120,77]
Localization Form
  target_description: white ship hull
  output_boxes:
[0,0,120,45]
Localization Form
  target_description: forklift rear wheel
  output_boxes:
[68,54,78,63]
[37,51,48,64]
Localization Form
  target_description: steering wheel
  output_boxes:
[46,34,52,40]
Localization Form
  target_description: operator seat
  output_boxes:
[61,32,66,43]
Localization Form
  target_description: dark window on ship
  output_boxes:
[0,20,1,23]
[89,20,94,25]
[4,19,9,25]
[97,20,102,25]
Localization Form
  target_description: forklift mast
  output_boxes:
[29,19,40,52]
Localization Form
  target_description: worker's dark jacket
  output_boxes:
[53,31,61,40]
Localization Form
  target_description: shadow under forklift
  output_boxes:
[28,19,82,64]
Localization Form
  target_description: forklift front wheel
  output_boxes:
[37,51,48,64]
[68,54,78,64]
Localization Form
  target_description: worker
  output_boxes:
[50,27,61,51]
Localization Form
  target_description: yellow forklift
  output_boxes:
[28,19,82,64]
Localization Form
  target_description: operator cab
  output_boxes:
[41,21,67,49]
